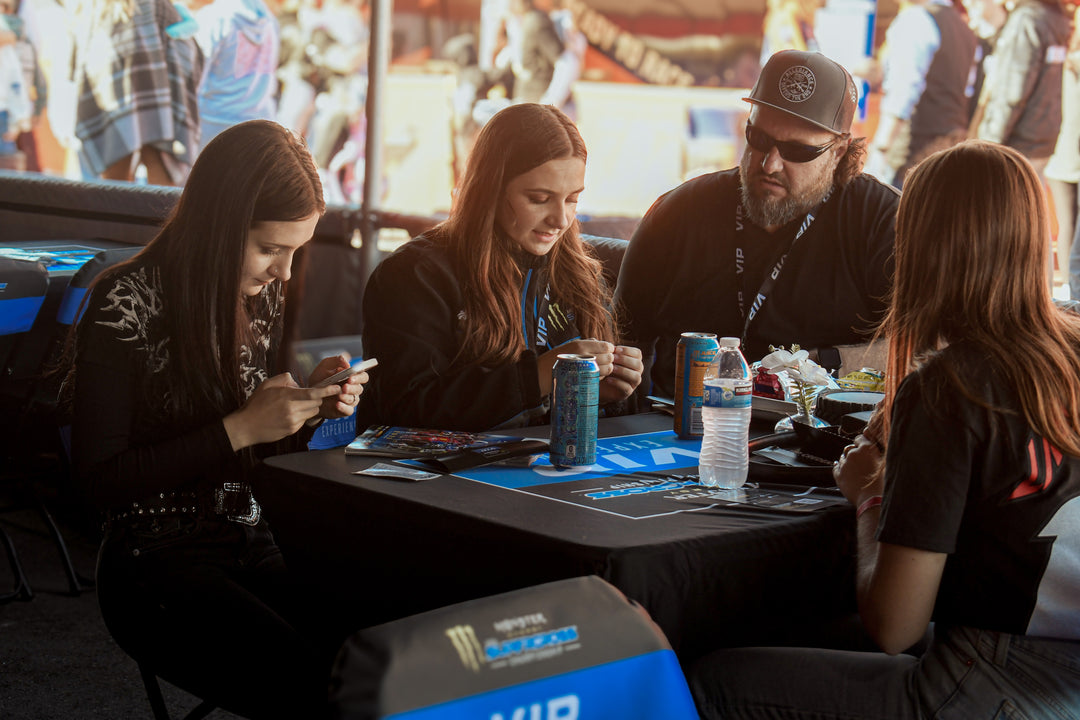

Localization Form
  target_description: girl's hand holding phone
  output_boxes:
[310,356,377,419]
[224,372,341,450]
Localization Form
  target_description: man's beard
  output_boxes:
[739,149,836,230]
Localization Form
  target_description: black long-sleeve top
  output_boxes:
[359,234,586,432]
[71,262,308,512]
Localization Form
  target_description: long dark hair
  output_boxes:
[67,120,324,417]
[433,103,615,366]
[878,140,1080,455]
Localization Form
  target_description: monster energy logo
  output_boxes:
[446,624,486,672]
[548,302,570,332]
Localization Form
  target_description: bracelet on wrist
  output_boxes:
[856,494,883,518]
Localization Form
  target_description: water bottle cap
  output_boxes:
[719,337,740,348]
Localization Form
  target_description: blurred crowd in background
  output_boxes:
[3,0,1080,295]
[0,0,374,196]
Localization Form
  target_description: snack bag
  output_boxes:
[837,368,885,392]
[752,366,785,399]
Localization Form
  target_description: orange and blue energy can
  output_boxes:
[550,354,599,468]
[675,332,720,439]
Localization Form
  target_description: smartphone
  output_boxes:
[314,357,378,388]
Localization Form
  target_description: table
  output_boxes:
[257,413,857,665]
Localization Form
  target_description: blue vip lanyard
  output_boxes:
[519,269,552,348]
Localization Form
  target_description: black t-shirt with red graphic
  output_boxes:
[878,340,1080,639]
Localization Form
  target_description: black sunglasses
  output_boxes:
[744,123,841,163]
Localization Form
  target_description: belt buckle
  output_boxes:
[213,483,261,526]
[227,495,262,526]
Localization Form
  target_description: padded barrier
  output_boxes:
[0,258,48,336]
[329,575,699,720]
[0,171,362,341]
[0,258,49,399]
[0,169,355,248]
[0,172,635,343]
[580,234,627,290]
[56,246,143,325]
[0,240,134,390]
[0,171,180,246]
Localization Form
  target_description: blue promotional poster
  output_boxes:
[455,432,842,519]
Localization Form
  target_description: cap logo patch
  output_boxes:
[778,65,815,102]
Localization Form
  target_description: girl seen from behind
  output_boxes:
[691,140,1080,717]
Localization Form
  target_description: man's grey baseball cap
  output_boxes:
[744,50,858,135]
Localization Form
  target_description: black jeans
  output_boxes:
[690,625,1080,719]
[97,516,329,719]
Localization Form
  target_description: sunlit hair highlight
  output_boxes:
[877,140,1080,456]
[433,103,615,366]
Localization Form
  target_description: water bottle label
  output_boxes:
[703,382,752,409]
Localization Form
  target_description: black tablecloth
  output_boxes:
[257,413,857,665]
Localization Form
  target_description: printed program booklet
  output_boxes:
[345,426,548,471]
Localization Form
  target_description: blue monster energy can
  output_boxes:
[550,354,599,468]
[675,332,720,439]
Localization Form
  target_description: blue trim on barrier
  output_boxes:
[385,650,699,720]
[57,286,89,325]
[0,296,47,334]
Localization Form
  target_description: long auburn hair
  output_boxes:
[433,103,614,366]
[68,120,324,418]
[876,140,1080,456]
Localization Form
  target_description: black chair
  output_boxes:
[0,257,49,396]
[0,487,84,603]
[55,245,142,326]
[0,256,72,603]
[21,244,142,419]
[52,250,219,719]
[138,663,218,720]
[0,246,140,603]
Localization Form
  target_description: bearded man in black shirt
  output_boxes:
[615,50,900,399]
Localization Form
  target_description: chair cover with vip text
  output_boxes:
[329,575,699,720]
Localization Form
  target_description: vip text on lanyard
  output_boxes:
[734,190,830,344]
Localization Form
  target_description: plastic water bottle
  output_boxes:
[699,336,752,488]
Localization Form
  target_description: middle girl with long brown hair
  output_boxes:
[361,103,643,431]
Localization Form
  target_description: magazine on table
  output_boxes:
[345,425,549,472]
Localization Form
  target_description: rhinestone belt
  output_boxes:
[109,483,262,527]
